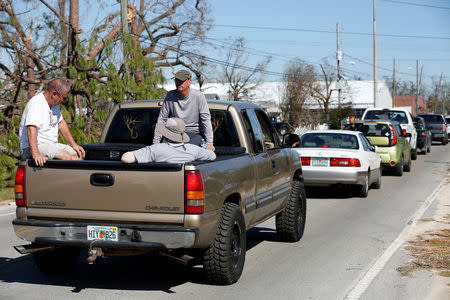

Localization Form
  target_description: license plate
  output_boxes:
[87,225,118,241]
[311,157,329,166]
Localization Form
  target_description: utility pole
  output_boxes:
[373,0,378,107]
[415,60,420,116]
[336,22,342,108]
[392,58,396,107]
[120,0,129,35]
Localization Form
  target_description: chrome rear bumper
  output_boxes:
[13,219,197,249]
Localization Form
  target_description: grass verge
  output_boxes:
[397,224,450,277]
[0,187,14,202]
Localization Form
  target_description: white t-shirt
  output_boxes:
[19,92,63,149]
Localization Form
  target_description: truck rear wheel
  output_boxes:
[32,245,80,275]
[276,181,306,242]
[411,148,418,160]
[203,202,246,285]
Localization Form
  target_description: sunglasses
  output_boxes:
[54,90,68,101]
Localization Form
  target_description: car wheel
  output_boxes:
[394,157,404,176]
[276,181,306,242]
[411,148,418,160]
[403,155,411,172]
[204,202,246,285]
[33,245,80,275]
[371,169,381,189]
[357,173,369,198]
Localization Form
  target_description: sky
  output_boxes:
[207,0,450,89]
[8,0,450,90]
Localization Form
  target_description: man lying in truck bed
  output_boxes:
[121,117,216,163]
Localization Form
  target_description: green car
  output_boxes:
[347,120,412,176]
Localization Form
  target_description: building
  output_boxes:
[393,95,426,116]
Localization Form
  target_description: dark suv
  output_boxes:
[418,113,448,145]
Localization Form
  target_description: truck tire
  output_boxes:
[411,148,418,160]
[276,181,306,242]
[203,202,246,285]
[32,246,80,275]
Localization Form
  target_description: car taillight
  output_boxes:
[301,156,311,166]
[15,166,26,207]
[402,129,407,136]
[185,170,204,214]
[390,125,397,146]
[330,158,361,167]
[422,131,426,138]
[443,124,446,131]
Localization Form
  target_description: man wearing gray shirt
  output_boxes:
[122,118,216,164]
[153,70,215,151]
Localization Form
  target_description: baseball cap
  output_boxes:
[174,70,191,81]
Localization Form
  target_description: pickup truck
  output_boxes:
[12,100,306,285]
[418,113,448,145]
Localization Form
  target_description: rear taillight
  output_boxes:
[421,131,426,138]
[330,158,361,167]
[185,170,204,214]
[443,124,446,131]
[301,156,311,166]
[402,129,407,136]
[390,125,397,146]
[15,166,26,206]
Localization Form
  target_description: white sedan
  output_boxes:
[293,130,382,197]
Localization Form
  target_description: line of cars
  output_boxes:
[280,108,449,198]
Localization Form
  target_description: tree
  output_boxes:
[309,61,339,123]
[0,0,212,190]
[220,38,270,101]
[280,59,317,125]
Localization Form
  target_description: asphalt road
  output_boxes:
[0,143,448,300]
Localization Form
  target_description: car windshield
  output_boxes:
[364,110,408,124]
[301,133,359,149]
[419,114,445,123]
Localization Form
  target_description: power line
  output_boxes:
[213,24,450,40]
[381,0,450,10]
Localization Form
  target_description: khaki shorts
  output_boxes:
[21,142,75,159]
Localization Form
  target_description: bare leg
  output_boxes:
[53,150,74,160]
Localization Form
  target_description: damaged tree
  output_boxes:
[0,0,212,189]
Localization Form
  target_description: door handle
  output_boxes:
[90,173,115,187]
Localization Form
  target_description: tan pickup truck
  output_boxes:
[13,100,305,284]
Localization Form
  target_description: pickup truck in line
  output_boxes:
[13,100,306,285]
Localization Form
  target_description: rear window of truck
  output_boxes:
[419,114,445,123]
[364,110,408,124]
[105,108,241,147]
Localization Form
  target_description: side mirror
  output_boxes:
[283,133,301,148]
